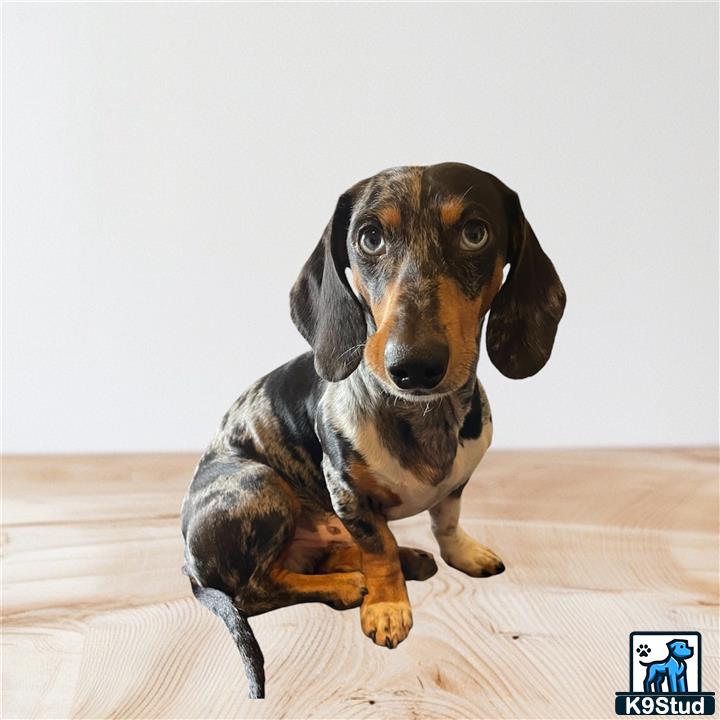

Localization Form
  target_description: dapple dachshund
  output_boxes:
[180,162,566,698]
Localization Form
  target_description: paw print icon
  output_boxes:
[636,643,651,658]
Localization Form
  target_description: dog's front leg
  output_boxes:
[322,464,412,648]
[429,482,505,577]
[355,517,413,649]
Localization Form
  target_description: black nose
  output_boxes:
[385,341,449,391]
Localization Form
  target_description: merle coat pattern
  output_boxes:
[181,162,566,698]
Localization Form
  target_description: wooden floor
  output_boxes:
[2,449,718,719]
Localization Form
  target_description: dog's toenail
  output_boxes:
[497,562,506,574]
[369,630,376,641]
[360,587,368,596]
[385,637,394,649]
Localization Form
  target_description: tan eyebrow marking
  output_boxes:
[439,197,466,226]
[377,205,402,228]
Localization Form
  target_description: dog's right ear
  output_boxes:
[290,189,367,382]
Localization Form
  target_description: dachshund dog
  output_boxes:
[180,162,566,698]
[642,640,694,693]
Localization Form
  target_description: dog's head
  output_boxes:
[290,163,566,397]
[667,640,694,660]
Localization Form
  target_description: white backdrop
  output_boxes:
[3,2,718,453]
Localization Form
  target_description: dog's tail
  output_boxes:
[187,573,265,699]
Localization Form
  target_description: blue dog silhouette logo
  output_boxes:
[641,638,693,693]
[616,632,715,715]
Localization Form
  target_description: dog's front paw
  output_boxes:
[441,537,505,578]
[360,600,413,649]
[328,571,368,610]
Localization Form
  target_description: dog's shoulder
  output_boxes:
[206,352,326,480]
[218,353,321,431]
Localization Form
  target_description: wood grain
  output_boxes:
[2,449,718,719]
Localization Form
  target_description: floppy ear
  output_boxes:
[486,193,566,379]
[290,192,367,382]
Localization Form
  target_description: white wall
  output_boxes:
[3,2,718,453]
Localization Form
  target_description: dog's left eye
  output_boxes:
[358,225,386,256]
[460,220,489,250]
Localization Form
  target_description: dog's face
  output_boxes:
[667,640,694,660]
[346,165,508,398]
[291,163,566,391]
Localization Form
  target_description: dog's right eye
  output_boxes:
[358,225,386,256]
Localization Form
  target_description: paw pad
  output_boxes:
[636,644,651,658]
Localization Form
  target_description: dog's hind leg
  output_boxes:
[316,545,361,573]
[185,458,368,615]
[183,457,368,696]
[398,547,439,581]
[318,544,438,582]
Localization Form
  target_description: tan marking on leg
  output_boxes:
[268,563,367,610]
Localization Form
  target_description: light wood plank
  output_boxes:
[2,449,718,719]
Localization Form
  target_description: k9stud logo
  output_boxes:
[615,632,715,715]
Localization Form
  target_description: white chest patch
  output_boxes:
[353,416,492,520]
[321,376,494,521]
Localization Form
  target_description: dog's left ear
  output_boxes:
[290,189,367,382]
[486,192,566,379]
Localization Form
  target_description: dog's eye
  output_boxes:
[461,220,489,250]
[358,225,386,256]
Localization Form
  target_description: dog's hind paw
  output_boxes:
[326,571,368,610]
[399,547,438,582]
